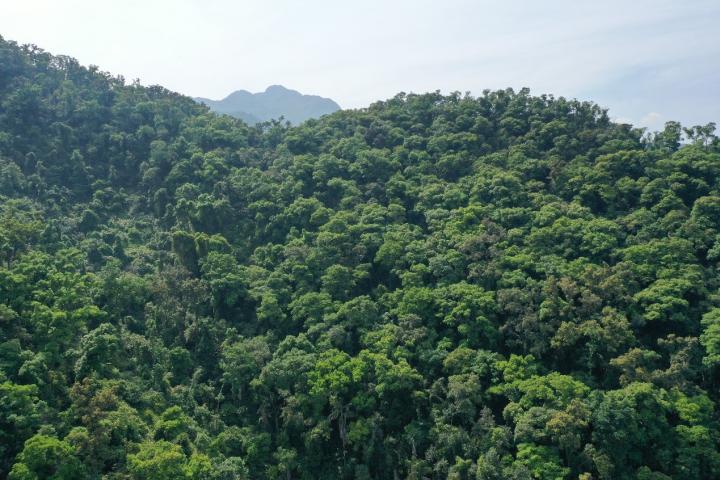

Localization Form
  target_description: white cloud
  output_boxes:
[639,112,664,129]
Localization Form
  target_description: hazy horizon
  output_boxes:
[2,0,719,131]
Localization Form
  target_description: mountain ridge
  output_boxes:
[195,84,341,124]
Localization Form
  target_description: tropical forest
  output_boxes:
[1,35,720,479]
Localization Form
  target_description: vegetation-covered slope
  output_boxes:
[1,35,720,480]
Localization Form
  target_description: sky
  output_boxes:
[2,0,719,131]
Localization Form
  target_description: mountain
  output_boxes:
[195,85,341,124]
[2,34,720,480]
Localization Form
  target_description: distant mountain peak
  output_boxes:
[195,85,340,125]
[225,89,252,98]
[265,84,289,92]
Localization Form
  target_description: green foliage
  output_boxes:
[127,441,188,480]
[8,434,86,480]
[0,34,719,479]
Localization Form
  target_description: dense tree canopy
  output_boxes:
[1,34,719,479]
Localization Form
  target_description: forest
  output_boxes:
[1,35,720,479]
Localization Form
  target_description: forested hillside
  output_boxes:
[1,35,720,480]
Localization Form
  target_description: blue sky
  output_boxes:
[2,0,718,131]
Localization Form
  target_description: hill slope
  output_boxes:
[195,85,340,124]
[1,34,720,480]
